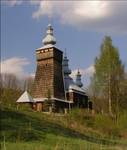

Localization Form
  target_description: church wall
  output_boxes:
[66,92,88,108]
[54,59,65,99]
[36,102,44,112]
[32,47,65,100]
[32,57,54,98]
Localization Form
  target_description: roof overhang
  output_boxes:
[52,97,73,103]
[33,97,73,104]
[33,97,48,102]
[66,89,87,96]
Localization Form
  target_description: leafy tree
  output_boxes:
[23,77,34,93]
[119,73,127,110]
[0,73,34,107]
[1,73,19,89]
[91,36,125,114]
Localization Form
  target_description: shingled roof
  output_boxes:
[16,91,35,103]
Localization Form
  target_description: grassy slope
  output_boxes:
[1,107,127,150]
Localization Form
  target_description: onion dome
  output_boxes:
[42,24,56,45]
[76,69,83,87]
[62,52,71,75]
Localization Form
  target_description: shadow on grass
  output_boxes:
[0,108,124,146]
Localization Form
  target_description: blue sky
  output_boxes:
[1,1,127,87]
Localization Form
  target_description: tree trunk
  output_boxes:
[108,74,112,115]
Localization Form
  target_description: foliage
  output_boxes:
[90,36,126,114]
[1,107,127,150]
[91,111,127,139]
[23,76,34,93]
[0,73,34,109]
[0,88,22,107]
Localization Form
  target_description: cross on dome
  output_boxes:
[76,69,83,87]
[42,24,56,46]
[63,50,71,75]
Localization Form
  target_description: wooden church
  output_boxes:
[17,24,89,112]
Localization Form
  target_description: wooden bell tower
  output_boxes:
[32,24,65,100]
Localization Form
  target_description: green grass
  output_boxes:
[1,138,125,150]
[1,106,127,150]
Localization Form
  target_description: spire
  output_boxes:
[64,48,67,58]
[42,24,56,46]
[76,69,83,87]
[62,49,71,75]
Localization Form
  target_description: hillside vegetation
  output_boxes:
[1,105,127,150]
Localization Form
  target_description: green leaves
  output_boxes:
[91,36,125,113]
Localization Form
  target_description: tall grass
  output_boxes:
[1,106,127,150]
[1,136,124,150]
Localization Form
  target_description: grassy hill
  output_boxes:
[1,106,127,150]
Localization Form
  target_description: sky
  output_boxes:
[1,0,127,87]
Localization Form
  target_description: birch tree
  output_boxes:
[92,36,125,114]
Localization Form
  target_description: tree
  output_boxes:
[23,77,34,93]
[0,73,22,107]
[118,73,127,110]
[0,73,34,108]
[91,36,125,114]
[1,73,19,89]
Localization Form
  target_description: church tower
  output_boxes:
[76,70,83,88]
[32,24,65,99]
[62,52,72,90]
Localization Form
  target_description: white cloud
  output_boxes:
[1,57,30,79]
[3,1,127,34]
[3,0,40,6]
[29,73,35,78]
[29,0,42,5]
[32,1,127,34]
[70,65,95,79]
[3,0,22,6]
[85,65,95,76]
[70,65,95,87]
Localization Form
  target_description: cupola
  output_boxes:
[62,52,71,75]
[76,69,83,87]
[42,24,56,46]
